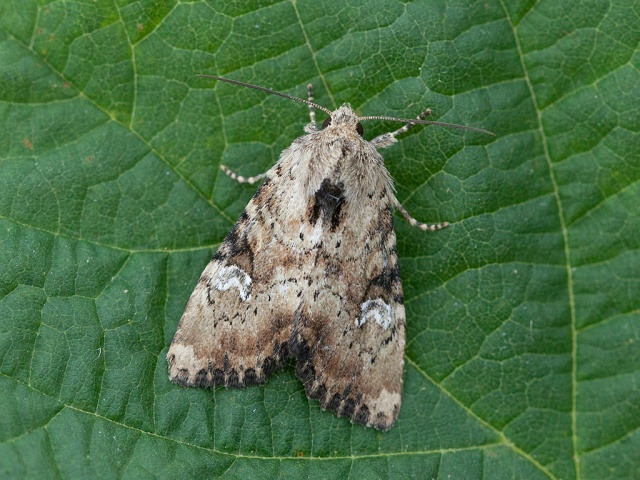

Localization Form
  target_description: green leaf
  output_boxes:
[1,1,638,478]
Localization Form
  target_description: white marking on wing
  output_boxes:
[356,298,392,330]
[212,265,252,301]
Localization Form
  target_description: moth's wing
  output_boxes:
[290,178,406,431]
[168,132,406,430]
[167,176,298,388]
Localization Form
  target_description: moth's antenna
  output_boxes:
[359,115,495,136]
[201,75,494,136]
[197,75,333,116]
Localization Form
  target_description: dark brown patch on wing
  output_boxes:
[212,210,254,275]
[364,264,402,305]
[308,179,345,231]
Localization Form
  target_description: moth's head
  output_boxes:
[322,104,364,136]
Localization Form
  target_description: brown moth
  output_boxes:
[167,77,493,431]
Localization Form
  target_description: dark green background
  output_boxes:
[1,1,638,479]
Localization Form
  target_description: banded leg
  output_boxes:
[225,82,320,183]
[219,164,267,185]
[392,197,449,232]
[372,106,447,231]
[371,108,432,148]
[304,83,320,133]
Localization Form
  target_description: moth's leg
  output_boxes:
[375,107,447,230]
[371,108,432,148]
[304,83,320,133]
[222,84,320,184]
[392,196,449,232]
[219,164,267,185]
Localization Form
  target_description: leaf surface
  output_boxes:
[1,1,639,479]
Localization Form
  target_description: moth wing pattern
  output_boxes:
[167,205,294,389]
[168,107,408,430]
[290,168,406,431]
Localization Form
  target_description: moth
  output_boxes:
[167,77,492,431]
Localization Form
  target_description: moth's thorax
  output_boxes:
[288,118,393,203]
